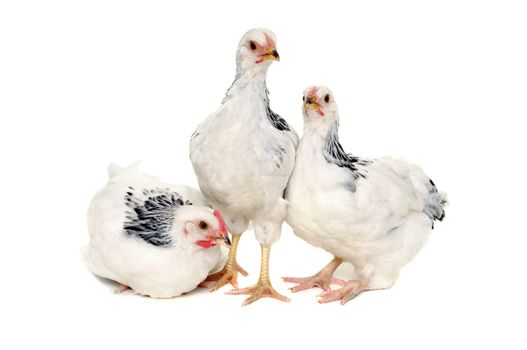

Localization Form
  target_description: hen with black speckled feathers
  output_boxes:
[83,162,230,298]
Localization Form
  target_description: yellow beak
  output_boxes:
[263,48,280,61]
[305,97,319,109]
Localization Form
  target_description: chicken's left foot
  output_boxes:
[318,280,368,305]
[226,244,290,306]
[227,280,290,306]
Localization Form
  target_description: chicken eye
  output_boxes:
[249,41,257,50]
[199,221,208,230]
[303,96,305,102]
[324,94,330,103]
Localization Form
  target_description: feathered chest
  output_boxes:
[191,91,293,171]
[292,130,370,190]
[286,126,379,232]
[290,142,347,200]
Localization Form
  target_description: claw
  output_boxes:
[205,262,248,291]
[227,281,290,306]
[114,284,130,294]
[204,234,246,291]
[236,262,249,277]
[282,258,344,293]
[197,280,214,289]
[317,280,367,305]
[225,244,287,306]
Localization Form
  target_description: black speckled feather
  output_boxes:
[424,179,446,228]
[264,86,290,131]
[123,187,192,247]
[324,122,372,185]
[221,73,292,132]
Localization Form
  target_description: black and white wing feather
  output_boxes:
[423,179,447,227]
[123,187,191,247]
[323,122,372,188]
[264,86,299,146]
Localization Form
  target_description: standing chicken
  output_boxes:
[190,28,297,305]
[83,162,230,298]
[284,86,447,304]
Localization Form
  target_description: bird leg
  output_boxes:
[282,257,346,293]
[227,244,290,306]
[114,284,130,294]
[318,279,369,305]
[206,235,248,291]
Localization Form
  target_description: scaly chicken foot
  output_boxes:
[207,235,247,291]
[283,257,345,292]
[318,279,369,305]
[227,244,290,306]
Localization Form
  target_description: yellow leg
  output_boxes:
[227,244,290,306]
[206,234,248,291]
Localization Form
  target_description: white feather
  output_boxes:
[83,162,225,298]
[189,28,297,245]
[286,86,446,289]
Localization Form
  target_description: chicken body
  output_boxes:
[191,74,296,242]
[190,29,297,305]
[84,163,227,298]
[285,86,446,304]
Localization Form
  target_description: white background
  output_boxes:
[1,0,526,349]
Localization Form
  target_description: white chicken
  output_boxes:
[83,162,230,298]
[284,86,447,304]
[189,28,297,305]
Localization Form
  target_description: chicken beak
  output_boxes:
[214,232,231,248]
[223,233,231,247]
[305,96,324,116]
[264,48,280,61]
[305,97,319,109]
[212,209,230,247]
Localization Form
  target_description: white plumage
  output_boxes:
[284,86,447,304]
[189,28,297,305]
[83,162,229,298]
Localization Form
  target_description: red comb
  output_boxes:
[213,210,227,233]
[264,33,276,50]
[308,86,318,98]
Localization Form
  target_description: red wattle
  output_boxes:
[196,240,215,248]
